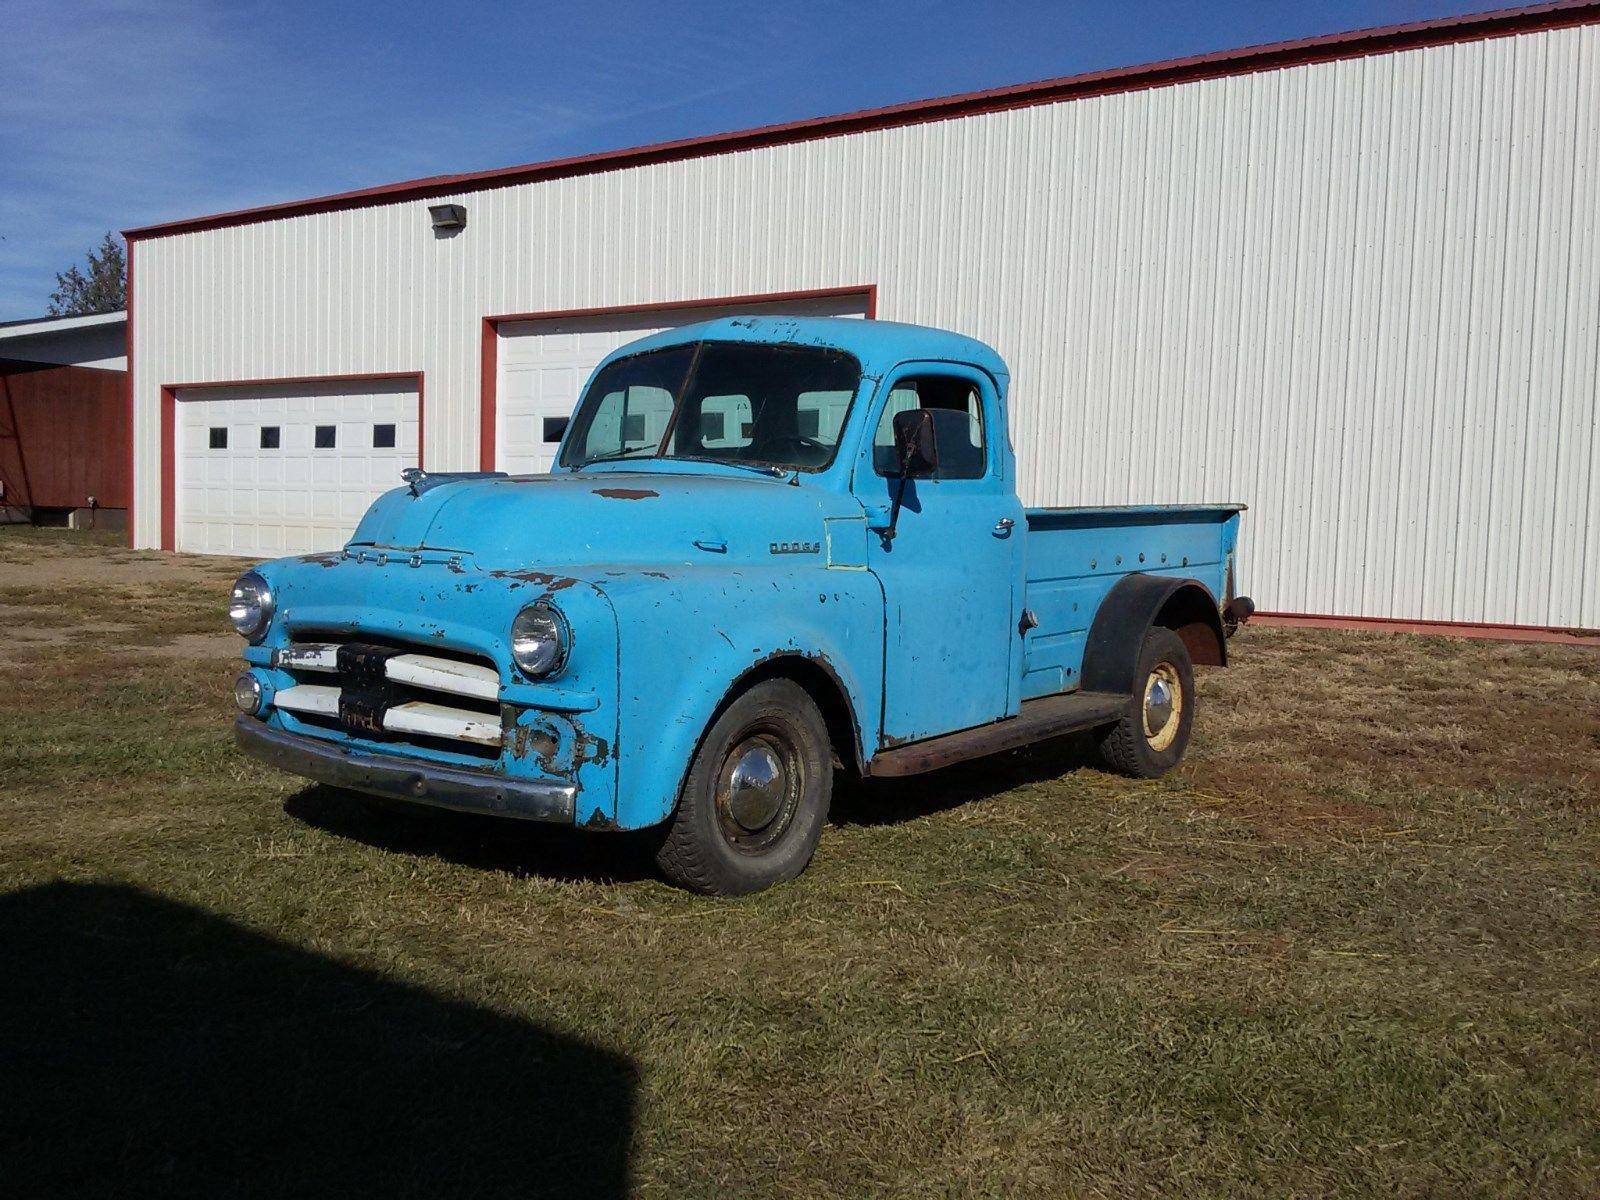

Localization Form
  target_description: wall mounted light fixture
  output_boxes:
[428,203,467,232]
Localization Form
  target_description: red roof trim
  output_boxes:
[124,1,1600,242]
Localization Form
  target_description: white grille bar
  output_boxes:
[385,654,499,701]
[273,684,503,748]
[275,683,340,717]
[277,643,500,702]
[276,645,338,672]
[384,701,502,747]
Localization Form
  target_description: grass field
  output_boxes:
[2,527,1597,1198]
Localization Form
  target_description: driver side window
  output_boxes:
[872,376,986,479]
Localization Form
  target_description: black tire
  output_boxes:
[656,678,833,895]
[1096,626,1195,779]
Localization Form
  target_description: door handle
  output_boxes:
[992,517,1015,538]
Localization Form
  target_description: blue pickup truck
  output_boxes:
[230,317,1251,893]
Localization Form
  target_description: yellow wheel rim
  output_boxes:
[1142,662,1183,752]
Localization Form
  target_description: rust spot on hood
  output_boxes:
[593,487,658,500]
[490,570,579,591]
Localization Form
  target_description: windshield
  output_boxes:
[559,341,862,472]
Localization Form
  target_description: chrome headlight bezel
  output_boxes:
[510,601,570,679]
[228,571,274,641]
[233,672,265,714]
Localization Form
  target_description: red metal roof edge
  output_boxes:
[124,0,1600,242]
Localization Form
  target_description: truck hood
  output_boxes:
[349,470,846,571]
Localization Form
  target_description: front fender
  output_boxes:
[595,564,884,829]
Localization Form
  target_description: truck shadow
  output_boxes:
[831,731,1101,827]
[286,733,1102,876]
[0,881,637,1198]
[285,786,662,885]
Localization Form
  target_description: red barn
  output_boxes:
[0,312,128,531]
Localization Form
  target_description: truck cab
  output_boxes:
[230,316,1251,893]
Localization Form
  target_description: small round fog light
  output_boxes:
[233,673,264,715]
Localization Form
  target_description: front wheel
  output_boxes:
[1095,626,1195,779]
[656,679,833,895]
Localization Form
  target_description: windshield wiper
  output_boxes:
[673,456,786,478]
[573,448,658,469]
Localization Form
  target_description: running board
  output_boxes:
[866,690,1128,778]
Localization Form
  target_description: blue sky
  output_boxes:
[0,0,1509,319]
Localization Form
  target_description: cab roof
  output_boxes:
[597,316,1008,383]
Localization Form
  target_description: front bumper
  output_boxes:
[235,716,577,822]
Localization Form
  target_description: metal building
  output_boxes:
[1,312,129,530]
[125,2,1600,637]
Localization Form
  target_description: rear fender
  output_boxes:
[1080,575,1226,696]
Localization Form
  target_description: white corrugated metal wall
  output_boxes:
[131,23,1600,629]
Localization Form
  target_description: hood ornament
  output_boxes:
[400,466,508,497]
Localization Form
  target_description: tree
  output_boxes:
[47,233,127,316]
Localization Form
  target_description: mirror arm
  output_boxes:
[885,473,910,542]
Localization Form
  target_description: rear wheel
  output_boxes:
[1096,626,1195,778]
[656,679,833,895]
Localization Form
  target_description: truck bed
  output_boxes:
[1020,504,1244,701]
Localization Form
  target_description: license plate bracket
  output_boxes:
[337,643,405,736]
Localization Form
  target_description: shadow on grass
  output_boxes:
[286,732,1102,881]
[831,731,1101,826]
[285,785,661,886]
[0,882,637,1198]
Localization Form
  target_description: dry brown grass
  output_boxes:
[2,527,1598,1198]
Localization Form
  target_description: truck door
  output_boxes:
[854,364,1022,745]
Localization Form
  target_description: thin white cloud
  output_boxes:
[0,0,859,316]
[0,0,254,314]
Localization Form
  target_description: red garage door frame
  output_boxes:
[159,371,425,552]
[476,284,878,472]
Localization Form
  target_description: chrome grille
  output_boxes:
[273,640,503,751]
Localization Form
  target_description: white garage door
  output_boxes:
[495,293,871,474]
[175,377,419,558]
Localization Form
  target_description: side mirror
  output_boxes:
[892,408,940,478]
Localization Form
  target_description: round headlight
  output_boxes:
[233,672,264,714]
[228,571,274,640]
[510,602,569,678]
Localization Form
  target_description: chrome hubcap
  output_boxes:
[1142,662,1183,752]
[725,741,787,832]
[1144,677,1174,733]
